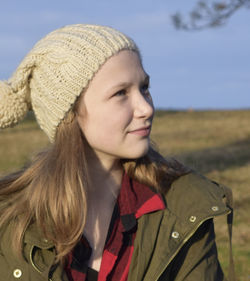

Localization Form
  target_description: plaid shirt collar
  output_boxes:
[118,172,165,233]
[65,171,166,281]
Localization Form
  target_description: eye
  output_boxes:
[114,89,127,97]
[141,83,150,96]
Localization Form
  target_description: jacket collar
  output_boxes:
[23,172,227,249]
[23,222,54,249]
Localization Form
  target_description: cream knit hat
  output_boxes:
[0,24,139,142]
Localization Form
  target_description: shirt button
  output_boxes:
[171,231,180,239]
[211,206,219,212]
[189,216,197,222]
[13,269,22,278]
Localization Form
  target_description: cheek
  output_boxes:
[80,112,124,146]
[77,100,133,146]
[95,105,131,132]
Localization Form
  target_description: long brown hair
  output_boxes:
[0,110,189,262]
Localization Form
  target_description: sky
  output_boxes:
[0,0,249,109]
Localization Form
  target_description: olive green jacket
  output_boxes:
[0,172,234,281]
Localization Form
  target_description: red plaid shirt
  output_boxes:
[65,172,165,281]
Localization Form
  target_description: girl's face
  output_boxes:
[77,50,154,162]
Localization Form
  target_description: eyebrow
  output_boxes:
[109,74,150,92]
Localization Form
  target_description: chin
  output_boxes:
[125,145,150,159]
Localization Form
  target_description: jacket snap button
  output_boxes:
[189,216,196,222]
[13,269,22,278]
[171,231,180,239]
[211,206,219,212]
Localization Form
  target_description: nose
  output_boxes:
[133,90,154,120]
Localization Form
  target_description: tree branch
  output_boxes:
[171,0,250,31]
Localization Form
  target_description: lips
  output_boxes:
[129,125,151,137]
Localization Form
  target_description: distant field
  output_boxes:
[1,110,250,280]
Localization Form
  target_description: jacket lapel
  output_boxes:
[127,210,164,281]
[127,172,230,281]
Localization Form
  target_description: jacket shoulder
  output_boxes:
[164,172,230,220]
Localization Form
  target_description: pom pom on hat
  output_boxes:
[0,80,29,128]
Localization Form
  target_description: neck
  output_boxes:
[85,147,124,200]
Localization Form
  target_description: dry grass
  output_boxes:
[0,113,49,174]
[0,110,250,280]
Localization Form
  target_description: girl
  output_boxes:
[0,24,234,281]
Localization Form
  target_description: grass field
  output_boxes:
[1,110,250,280]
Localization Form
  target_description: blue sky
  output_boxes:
[0,0,249,109]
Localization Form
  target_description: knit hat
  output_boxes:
[0,24,139,142]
